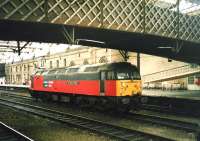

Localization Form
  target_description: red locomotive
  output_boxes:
[29,62,142,110]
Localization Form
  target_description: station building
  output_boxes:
[5,47,127,85]
[4,46,200,90]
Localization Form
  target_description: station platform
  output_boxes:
[142,89,200,100]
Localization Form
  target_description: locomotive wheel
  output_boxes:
[75,96,92,108]
[40,94,51,102]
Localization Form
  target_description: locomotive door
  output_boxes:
[100,71,106,96]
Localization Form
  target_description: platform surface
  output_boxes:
[142,89,200,100]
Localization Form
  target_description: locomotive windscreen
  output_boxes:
[116,70,140,80]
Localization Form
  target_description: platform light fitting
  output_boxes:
[75,39,105,45]
[157,46,173,49]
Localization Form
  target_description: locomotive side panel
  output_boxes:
[58,80,100,96]
[74,80,100,96]
[32,79,100,96]
[53,80,73,93]
[105,80,116,96]
[43,72,100,96]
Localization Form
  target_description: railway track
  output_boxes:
[128,112,200,132]
[0,121,33,141]
[140,97,200,117]
[0,97,173,141]
[140,104,186,114]
[1,91,200,136]
[1,92,32,101]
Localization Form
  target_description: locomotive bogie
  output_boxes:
[29,89,138,111]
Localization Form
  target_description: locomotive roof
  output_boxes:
[36,62,137,75]
[68,62,136,72]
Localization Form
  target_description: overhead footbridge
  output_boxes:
[1,0,200,63]
[142,64,200,83]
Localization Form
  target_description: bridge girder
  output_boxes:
[1,19,200,64]
[0,0,200,44]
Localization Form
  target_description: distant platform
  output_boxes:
[142,89,200,100]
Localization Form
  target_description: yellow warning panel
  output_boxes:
[116,80,142,96]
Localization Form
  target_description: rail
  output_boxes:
[0,97,173,141]
[0,122,33,141]
[2,91,198,133]
[1,87,200,140]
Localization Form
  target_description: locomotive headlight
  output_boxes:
[121,82,127,88]
[132,91,137,95]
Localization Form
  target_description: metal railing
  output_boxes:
[142,65,200,83]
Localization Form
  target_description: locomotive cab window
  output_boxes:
[107,71,115,80]
[132,71,141,80]
[117,71,130,80]
[116,70,140,80]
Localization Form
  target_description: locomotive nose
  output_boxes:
[117,80,142,96]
